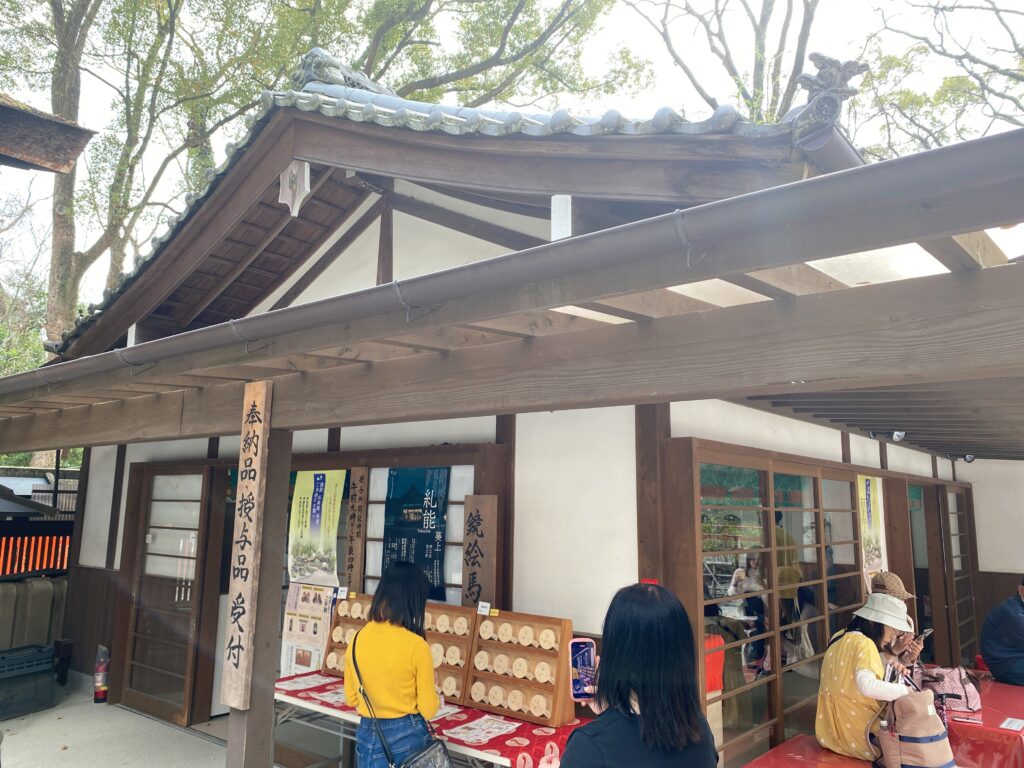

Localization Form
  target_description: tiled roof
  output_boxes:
[48,47,801,356]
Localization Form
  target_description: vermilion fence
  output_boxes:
[0,520,74,577]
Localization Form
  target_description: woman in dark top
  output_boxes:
[548,583,718,768]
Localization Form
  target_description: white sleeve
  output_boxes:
[855,668,910,701]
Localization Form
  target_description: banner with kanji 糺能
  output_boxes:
[382,467,450,601]
[288,470,346,586]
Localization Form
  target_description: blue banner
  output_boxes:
[382,467,451,600]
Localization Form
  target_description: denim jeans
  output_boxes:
[356,713,431,768]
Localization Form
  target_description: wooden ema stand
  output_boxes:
[322,593,374,679]
[466,609,575,727]
[424,601,476,706]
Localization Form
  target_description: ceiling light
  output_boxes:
[964,454,976,463]
[867,430,906,443]
[892,430,906,443]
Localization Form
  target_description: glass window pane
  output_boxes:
[955,577,972,603]
[777,549,822,591]
[142,554,195,580]
[822,479,854,510]
[446,504,464,543]
[782,659,821,710]
[774,474,815,508]
[949,514,962,535]
[711,683,773,746]
[705,616,772,690]
[366,504,385,538]
[827,543,859,578]
[131,634,187,678]
[130,664,184,704]
[700,464,765,507]
[718,727,774,768]
[776,509,817,548]
[825,510,856,543]
[781,619,826,666]
[784,698,818,741]
[908,485,925,511]
[780,583,825,628]
[947,492,960,514]
[829,606,858,638]
[149,500,200,529]
[151,474,202,501]
[146,528,197,558]
[703,508,768,551]
[828,575,863,613]
[704,552,770,601]
[953,555,968,575]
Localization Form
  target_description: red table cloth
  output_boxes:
[275,671,588,767]
[947,677,1024,768]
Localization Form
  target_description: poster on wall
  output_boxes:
[280,582,336,676]
[857,475,888,577]
[382,467,451,600]
[288,470,346,585]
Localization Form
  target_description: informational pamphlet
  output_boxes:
[1000,717,1024,731]
[280,583,336,676]
[444,715,521,744]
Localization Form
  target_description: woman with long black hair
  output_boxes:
[546,583,718,767]
[344,561,440,768]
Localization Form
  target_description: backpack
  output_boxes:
[869,684,955,768]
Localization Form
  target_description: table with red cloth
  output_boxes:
[743,734,869,767]
[274,671,588,767]
[947,677,1024,768]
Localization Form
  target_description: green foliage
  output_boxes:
[0,264,47,378]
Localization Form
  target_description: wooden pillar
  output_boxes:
[635,403,670,584]
[224,381,294,768]
[882,477,914,612]
[951,460,957,482]
[104,444,127,569]
[495,415,516,608]
[878,439,889,470]
[931,455,939,479]
[376,181,394,285]
[840,431,851,464]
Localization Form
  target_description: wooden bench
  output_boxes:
[744,734,870,767]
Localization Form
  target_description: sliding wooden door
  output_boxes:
[121,466,214,725]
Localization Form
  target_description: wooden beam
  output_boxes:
[919,230,1008,271]
[270,198,384,311]
[412,182,551,219]
[12,262,1024,451]
[377,198,393,285]
[841,431,851,463]
[389,191,545,251]
[15,126,1024,408]
[735,264,847,297]
[177,168,337,325]
[295,113,804,204]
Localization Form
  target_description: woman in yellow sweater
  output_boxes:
[345,562,440,768]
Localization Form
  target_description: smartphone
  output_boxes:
[570,638,597,701]
[915,628,934,643]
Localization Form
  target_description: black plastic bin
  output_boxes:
[0,645,55,720]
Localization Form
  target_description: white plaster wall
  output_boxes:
[79,445,120,568]
[670,400,844,462]
[886,444,934,477]
[393,213,509,280]
[956,459,1024,572]
[114,438,210,568]
[849,434,882,469]
[936,457,954,481]
[514,407,638,633]
[337,418,496,450]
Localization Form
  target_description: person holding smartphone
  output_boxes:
[542,583,717,768]
[871,572,925,664]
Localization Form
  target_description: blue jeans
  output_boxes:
[356,713,431,768]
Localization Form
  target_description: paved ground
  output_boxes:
[1,674,225,768]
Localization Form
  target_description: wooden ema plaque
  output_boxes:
[424,601,476,707]
[466,609,575,727]
[321,592,374,679]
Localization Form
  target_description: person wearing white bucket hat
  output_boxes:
[815,593,915,761]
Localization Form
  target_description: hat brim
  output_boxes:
[853,605,914,633]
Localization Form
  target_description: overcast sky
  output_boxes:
[1,0,1021,308]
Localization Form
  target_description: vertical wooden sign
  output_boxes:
[221,380,273,711]
[462,495,498,606]
[344,466,369,592]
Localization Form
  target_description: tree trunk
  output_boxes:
[46,40,83,347]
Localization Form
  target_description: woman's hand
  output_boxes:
[890,632,924,664]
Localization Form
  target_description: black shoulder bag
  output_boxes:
[351,629,453,768]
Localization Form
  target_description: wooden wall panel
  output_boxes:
[65,565,120,673]
[974,571,1022,634]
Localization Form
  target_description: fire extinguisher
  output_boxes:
[94,645,110,703]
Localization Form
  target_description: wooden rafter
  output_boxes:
[175,167,337,326]
[919,231,1008,271]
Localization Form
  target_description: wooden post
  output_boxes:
[840,431,851,464]
[636,403,670,584]
[224,380,293,768]
[879,440,889,470]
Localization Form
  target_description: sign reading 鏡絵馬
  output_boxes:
[461,495,498,607]
[382,467,450,601]
[220,381,273,710]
